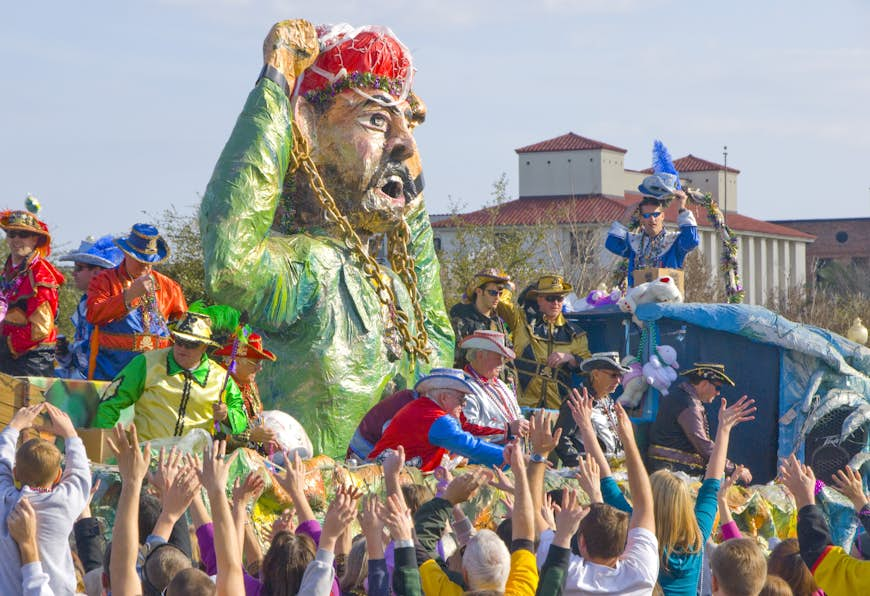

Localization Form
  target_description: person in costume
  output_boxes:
[498,274,591,409]
[94,311,247,442]
[449,269,514,366]
[460,330,528,441]
[367,368,506,471]
[86,224,187,380]
[199,20,454,457]
[55,235,124,379]
[648,362,752,483]
[554,352,630,466]
[605,140,699,286]
[0,198,65,377]
[346,387,418,461]
[214,332,279,453]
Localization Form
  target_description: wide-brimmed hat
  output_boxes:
[115,224,170,264]
[59,234,124,269]
[681,363,735,386]
[415,368,476,396]
[459,330,516,360]
[214,333,277,361]
[464,268,512,302]
[527,274,573,298]
[581,352,632,374]
[1,196,51,256]
[170,312,220,348]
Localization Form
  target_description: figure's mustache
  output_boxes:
[370,162,419,200]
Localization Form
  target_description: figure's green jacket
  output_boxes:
[199,78,454,457]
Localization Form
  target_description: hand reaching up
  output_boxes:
[779,454,816,509]
[162,466,202,521]
[443,469,489,506]
[199,440,238,496]
[382,446,406,478]
[232,471,266,512]
[566,387,595,431]
[8,403,44,432]
[276,451,308,496]
[831,465,868,511]
[718,396,756,433]
[8,498,40,563]
[107,424,150,486]
[613,402,635,445]
[529,409,561,457]
[553,489,589,548]
[41,403,78,439]
[384,493,414,542]
[321,487,361,552]
[147,447,183,499]
[576,454,603,503]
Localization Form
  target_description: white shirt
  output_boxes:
[463,366,521,434]
[536,527,660,596]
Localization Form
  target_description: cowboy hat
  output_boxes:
[464,268,513,302]
[680,363,735,386]
[59,235,124,269]
[527,274,573,298]
[580,351,632,374]
[214,332,277,361]
[170,312,221,348]
[115,224,170,264]
[415,368,476,396]
[459,330,515,360]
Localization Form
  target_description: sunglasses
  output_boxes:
[5,231,36,239]
[485,288,504,297]
[174,338,203,349]
[641,211,663,219]
[544,295,566,303]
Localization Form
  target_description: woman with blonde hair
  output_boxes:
[649,393,756,595]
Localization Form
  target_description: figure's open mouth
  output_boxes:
[379,176,405,205]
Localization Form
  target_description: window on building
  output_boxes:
[836,231,848,243]
[433,237,442,252]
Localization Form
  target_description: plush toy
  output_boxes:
[618,355,648,408]
[642,345,680,395]
[260,410,314,459]
[618,276,684,326]
[567,288,623,313]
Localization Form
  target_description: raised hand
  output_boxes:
[779,454,816,509]
[529,409,562,457]
[566,387,595,431]
[162,466,202,520]
[382,446,406,478]
[199,440,238,495]
[8,403,44,432]
[613,402,635,444]
[359,494,386,539]
[831,465,868,510]
[107,424,150,485]
[576,454,603,504]
[489,465,515,494]
[321,489,361,552]
[7,498,40,563]
[718,396,756,432]
[384,493,414,542]
[540,492,557,530]
[276,450,308,495]
[147,447,183,499]
[232,471,266,510]
[263,20,320,82]
[40,403,77,439]
[443,469,489,506]
[553,489,589,548]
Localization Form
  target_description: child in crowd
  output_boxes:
[0,402,92,596]
[709,538,767,596]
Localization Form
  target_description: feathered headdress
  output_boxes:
[638,140,681,199]
[188,300,250,341]
[1,195,52,257]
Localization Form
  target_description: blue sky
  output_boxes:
[3,1,869,251]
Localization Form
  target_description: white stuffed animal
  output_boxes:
[259,410,314,459]
[618,276,684,326]
[617,355,648,408]
[642,345,680,395]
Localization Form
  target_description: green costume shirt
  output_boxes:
[199,78,454,456]
[94,347,247,442]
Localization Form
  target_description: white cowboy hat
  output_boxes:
[459,330,516,360]
[415,368,476,396]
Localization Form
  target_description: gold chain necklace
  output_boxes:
[289,121,431,363]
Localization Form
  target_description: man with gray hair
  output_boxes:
[460,330,528,441]
[368,368,507,471]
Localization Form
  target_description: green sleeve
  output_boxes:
[413,497,453,561]
[94,356,147,428]
[223,376,248,434]
[199,78,316,331]
[403,199,454,371]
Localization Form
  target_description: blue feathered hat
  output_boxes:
[59,234,124,269]
[638,140,682,199]
[114,223,170,264]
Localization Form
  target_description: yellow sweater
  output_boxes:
[420,549,538,595]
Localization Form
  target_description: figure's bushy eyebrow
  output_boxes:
[361,95,410,121]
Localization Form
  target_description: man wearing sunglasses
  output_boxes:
[449,269,515,366]
[649,363,752,484]
[605,170,699,287]
[95,311,248,442]
[499,274,591,409]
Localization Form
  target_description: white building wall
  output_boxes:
[518,150,601,197]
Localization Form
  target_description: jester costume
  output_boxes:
[199,23,453,457]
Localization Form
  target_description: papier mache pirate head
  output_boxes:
[284,22,426,235]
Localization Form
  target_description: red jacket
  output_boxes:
[368,396,504,472]
[1,254,64,357]
[86,263,187,327]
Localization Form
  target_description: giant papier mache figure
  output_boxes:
[200,20,454,456]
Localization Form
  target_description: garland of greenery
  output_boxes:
[303,71,415,110]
